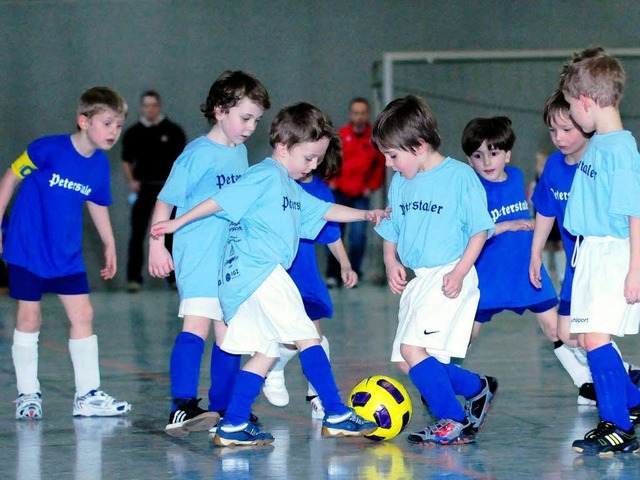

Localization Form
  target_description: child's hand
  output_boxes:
[100,243,117,280]
[149,240,175,278]
[442,269,464,299]
[365,207,392,227]
[341,266,358,288]
[529,252,543,289]
[150,219,179,238]
[624,267,640,304]
[502,219,534,232]
[385,260,407,294]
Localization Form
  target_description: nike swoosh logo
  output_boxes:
[423,330,439,335]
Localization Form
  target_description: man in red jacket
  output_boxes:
[326,98,385,286]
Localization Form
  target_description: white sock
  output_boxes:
[270,343,299,373]
[571,346,589,366]
[12,329,41,394]
[307,336,331,397]
[554,343,591,387]
[554,250,566,282]
[69,335,100,396]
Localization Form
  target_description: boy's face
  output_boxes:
[548,112,590,160]
[214,97,265,147]
[380,147,422,180]
[563,93,595,133]
[467,140,510,182]
[79,108,125,151]
[278,137,330,180]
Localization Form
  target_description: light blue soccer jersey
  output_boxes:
[4,135,111,278]
[211,158,332,320]
[565,131,640,238]
[158,136,248,299]
[375,157,494,269]
[531,151,578,302]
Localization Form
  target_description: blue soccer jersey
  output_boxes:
[287,175,340,320]
[475,166,557,310]
[531,151,578,302]
[4,135,111,278]
[158,136,248,299]
[565,131,640,238]
[212,158,332,320]
[375,158,494,269]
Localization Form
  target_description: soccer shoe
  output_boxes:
[212,419,274,447]
[464,375,498,433]
[577,383,597,406]
[309,395,325,419]
[165,398,220,438]
[629,403,640,425]
[15,392,42,420]
[321,408,378,437]
[262,370,289,407]
[572,421,639,455]
[208,411,261,433]
[73,390,131,417]
[407,417,475,445]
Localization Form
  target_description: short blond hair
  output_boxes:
[560,47,626,107]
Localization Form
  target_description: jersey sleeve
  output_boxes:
[87,154,113,206]
[530,166,555,217]
[158,161,190,208]
[461,172,495,239]
[212,165,269,222]
[374,173,400,243]
[11,151,37,179]
[610,167,640,217]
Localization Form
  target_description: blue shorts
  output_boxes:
[558,299,571,316]
[475,297,559,323]
[8,264,89,301]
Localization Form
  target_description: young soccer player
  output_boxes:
[530,90,640,407]
[151,102,387,447]
[0,86,131,419]
[148,71,270,437]
[372,95,497,445]
[559,47,640,455]
[262,159,357,420]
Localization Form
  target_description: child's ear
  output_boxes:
[579,94,594,111]
[505,150,512,164]
[275,142,289,157]
[415,139,428,155]
[214,106,227,121]
[77,114,89,130]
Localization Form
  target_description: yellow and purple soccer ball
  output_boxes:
[348,375,413,441]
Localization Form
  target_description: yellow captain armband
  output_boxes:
[11,151,38,179]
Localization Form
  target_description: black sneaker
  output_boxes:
[629,403,640,425]
[464,375,498,433]
[165,398,220,438]
[577,383,597,406]
[572,421,639,455]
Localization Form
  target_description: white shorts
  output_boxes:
[391,260,479,363]
[179,297,224,321]
[570,236,640,336]
[221,265,320,357]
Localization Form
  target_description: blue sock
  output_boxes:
[223,370,264,426]
[170,332,205,411]
[409,357,466,422]
[441,362,482,399]
[208,343,241,412]
[299,345,349,417]
[588,343,633,430]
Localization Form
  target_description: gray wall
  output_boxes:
[2,0,639,289]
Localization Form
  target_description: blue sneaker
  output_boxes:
[321,408,378,437]
[212,420,274,447]
[464,375,498,433]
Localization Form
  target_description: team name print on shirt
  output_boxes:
[399,200,443,216]
[550,188,570,201]
[282,196,301,211]
[216,173,242,189]
[490,200,528,222]
[49,173,92,196]
[577,160,597,179]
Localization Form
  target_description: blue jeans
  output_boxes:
[326,192,369,279]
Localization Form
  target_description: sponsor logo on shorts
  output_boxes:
[423,330,440,335]
[571,317,589,323]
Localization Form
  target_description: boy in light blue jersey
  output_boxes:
[0,87,131,420]
[148,71,270,437]
[560,47,640,455]
[372,95,497,446]
[151,102,388,447]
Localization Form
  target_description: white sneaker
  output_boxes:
[73,390,132,417]
[262,370,289,407]
[310,396,325,419]
[15,392,42,420]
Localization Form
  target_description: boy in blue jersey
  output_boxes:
[151,102,388,447]
[531,91,640,408]
[373,95,497,445]
[0,87,131,419]
[262,156,357,420]
[559,47,640,455]
[147,71,270,437]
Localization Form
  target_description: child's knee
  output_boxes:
[16,302,42,332]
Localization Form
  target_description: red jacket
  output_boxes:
[329,123,385,197]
